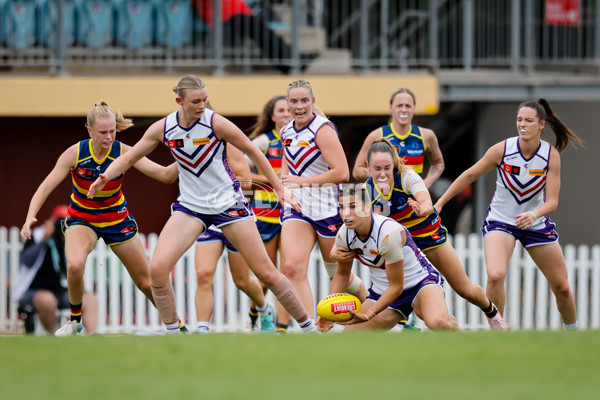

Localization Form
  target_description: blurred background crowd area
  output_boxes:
[0,0,598,244]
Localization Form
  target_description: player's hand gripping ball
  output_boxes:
[317,293,362,322]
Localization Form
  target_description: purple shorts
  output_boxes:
[481,219,559,248]
[171,201,254,230]
[366,271,444,320]
[280,208,342,238]
[196,229,238,253]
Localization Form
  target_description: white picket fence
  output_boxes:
[1,226,599,334]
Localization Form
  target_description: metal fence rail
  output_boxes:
[2,226,598,334]
[0,0,599,75]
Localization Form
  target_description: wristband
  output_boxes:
[527,211,538,220]
[367,309,377,318]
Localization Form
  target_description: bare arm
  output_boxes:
[122,144,179,184]
[88,119,165,198]
[226,143,253,191]
[213,114,300,212]
[281,125,349,187]
[515,147,561,229]
[434,142,504,213]
[352,129,381,181]
[408,190,434,217]
[21,145,77,239]
[422,128,444,189]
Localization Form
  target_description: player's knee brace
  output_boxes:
[323,261,338,279]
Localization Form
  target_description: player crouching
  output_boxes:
[316,184,459,332]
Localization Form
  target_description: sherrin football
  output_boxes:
[317,293,362,322]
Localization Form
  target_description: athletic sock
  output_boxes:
[256,303,269,316]
[298,318,317,333]
[483,300,498,318]
[165,321,180,333]
[564,321,578,330]
[70,302,82,323]
[197,321,210,334]
[276,322,288,333]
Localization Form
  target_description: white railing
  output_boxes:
[1,226,598,334]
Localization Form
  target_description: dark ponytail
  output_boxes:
[518,98,583,152]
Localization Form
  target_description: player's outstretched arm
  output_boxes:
[21,146,76,240]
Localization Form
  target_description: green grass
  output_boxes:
[1,330,599,400]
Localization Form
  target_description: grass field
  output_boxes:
[1,330,599,400]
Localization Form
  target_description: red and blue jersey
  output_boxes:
[251,129,283,224]
[68,139,129,227]
[365,170,442,239]
[381,124,426,175]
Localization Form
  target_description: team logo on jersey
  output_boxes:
[193,138,210,146]
[297,140,310,147]
[268,148,283,157]
[503,164,521,175]
[354,248,364,255]
[369,249,381,255]
[282,138,293,147]
[76,168,95,178]
[167,139,184,148]
[529,169,545,176]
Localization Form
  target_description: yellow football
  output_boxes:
[317,293,362,322]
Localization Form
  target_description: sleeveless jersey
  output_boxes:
[381,124,426,175]
[164,108,244,214]
[365,170,442,238]
[68,139,128,227]
[337,214,434,294]
[281,113,339,220]
[251,129,283,224]
[486,137,552,230]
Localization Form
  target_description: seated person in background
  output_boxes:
[12,205,98,335]
[192,0,317,74]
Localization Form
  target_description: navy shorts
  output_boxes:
[171,201,254,231]
[481,219,559,248]
[411,225,449,252]
[62,214,138,246]
[196,229,238,253]
[280,208,342,238]
[256,220,281,243]
[366,271,444,320]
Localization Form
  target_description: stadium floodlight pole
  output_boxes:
[290,0,301,75]
[213,0,225,76]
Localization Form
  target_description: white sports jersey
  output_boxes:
[281,114,339,220]
[163,109,244,214]
[336,214,434,295]
[486,137,551,229]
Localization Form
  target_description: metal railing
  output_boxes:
[0,0,599,75]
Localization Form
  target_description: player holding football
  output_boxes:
[317,184,458,332]
[434,98,582,329]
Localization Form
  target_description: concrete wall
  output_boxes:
[474,102,597,245]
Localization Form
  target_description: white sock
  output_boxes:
[298,318,317,333]
[197,321,210,333]
[256,303,269,316]
[564,321,578,330]
[165,321,180,333]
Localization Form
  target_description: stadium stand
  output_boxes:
[154,0,192,49]
[76,0,113,49]
[115,0,154,50]
[2,0,37,50]
[37,0,77,47]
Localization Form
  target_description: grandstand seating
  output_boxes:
[76,0,113,49]
[115,0,153,50]
[154,0,192,49]
[2,0,37,50]
[37,0,77,47]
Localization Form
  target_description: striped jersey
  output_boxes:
[337,213,434,294]
[365,169,443,239]
[486,137,552,229]
[251,129,283,224]
[68,139,129,227]
[381,124,426,175]
[281,113,339,220]
[164,108,244,214]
